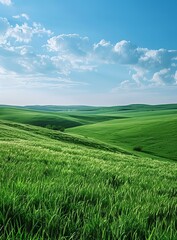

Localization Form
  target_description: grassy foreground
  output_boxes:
[0,121,177,239]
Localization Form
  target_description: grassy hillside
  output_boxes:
[67,109,177,161]
[1,104,177,161]
[0,106,124,130]
[0,120,177,239]
[0,107,83,129]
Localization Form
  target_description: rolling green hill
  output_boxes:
[0,106,125,130]
[1,104,177,161]
[0,107,83,129]
[0,120,177,239]
[67,109,177,161]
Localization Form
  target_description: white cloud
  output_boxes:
[0,14,177,91]
[111,79,142,92]
[0,18,52,45]
[94,39,111,49]
[6,23,34,43]
[152,68,171,86]
[113,40,140,64]
[6,22,52,43]
[93,39,177,86]
[139,48,176,71]
[46,34,90,55]
[0,0,12,6]
[13,13,30,21]
[93,40,177,86]
[93,39,113,64]
[32,22,52,36]
[0,17,10,44]
[0,18,56,83]
[132,67,147,86]
[94,39,177,68]
[46,34,95,73]
[0,70,85,90]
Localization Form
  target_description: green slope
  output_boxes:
[2,105,177,161]
[0,120,177,239]
[0,107,84,129]
[67,109,177,161]
[0,106,125,130]
[0,120,129,154]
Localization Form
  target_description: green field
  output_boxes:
[0,106,125,130]
[0,104,177,239]
[67,108,177,161]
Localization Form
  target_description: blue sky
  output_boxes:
[0,0,177,105]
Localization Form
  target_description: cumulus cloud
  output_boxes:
[132,67,147,86]
[6,23,34,43]
[0,18,52,44]
[94,39,111,49]
[113,40,140,64]
[93,39,113,63]
[93,39,177,87]
[46,34,95,73]
[0,0,11,6]
[0,18,57,88]
[139,48,177,71]
[46,34,90,55]
[6,22,52,43]
[134,49,177,86]
[152,68,170,86]
[0,14,177,90]
[99,41,177,72]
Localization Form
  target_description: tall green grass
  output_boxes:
[0,121,177,239]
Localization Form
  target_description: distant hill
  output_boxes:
[1,103,177,113]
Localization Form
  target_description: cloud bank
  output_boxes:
[45,35,177,87]
[94,39,177,87]
[0,15,177,90]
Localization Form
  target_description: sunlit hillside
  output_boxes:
[0,120,177,239]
